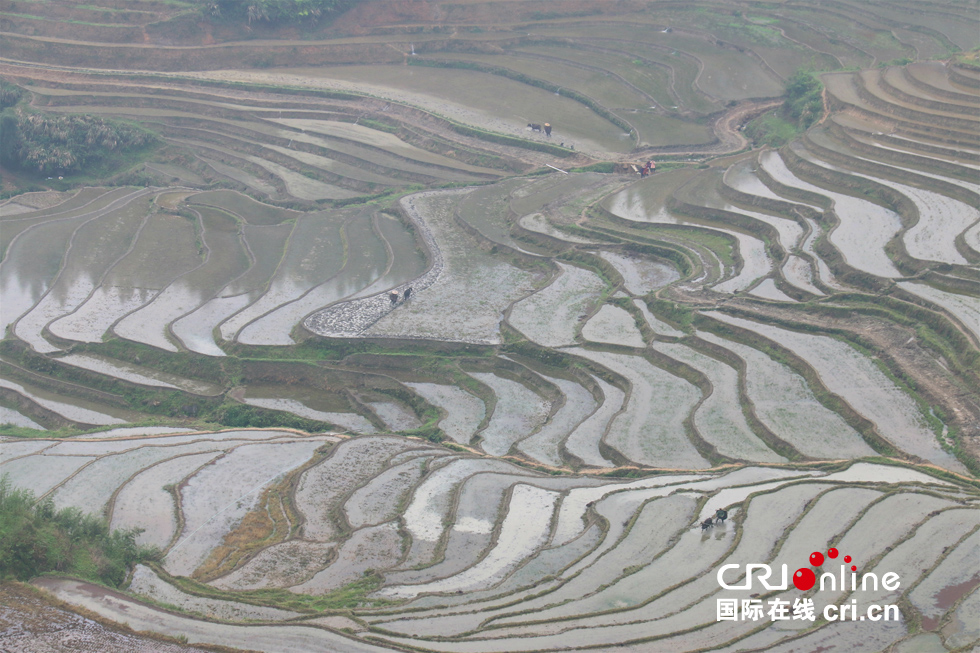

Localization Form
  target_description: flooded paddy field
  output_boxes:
[20,430,969,653]
[272,65,634,155]
[1,2,979,651]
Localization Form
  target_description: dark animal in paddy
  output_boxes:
[389,291,399,304]
[404,287,413,300]
[701,517,714,531]
[528,123,542,132]
[544,123,552,136]
[715,508,728,523]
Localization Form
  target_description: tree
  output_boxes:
[784,70,824,130]
[0,81,23,110]
[2,110,155,175]
[0,114,22,166]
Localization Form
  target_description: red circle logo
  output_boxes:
[793,568,816,591]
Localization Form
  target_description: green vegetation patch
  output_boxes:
[783,69,824,130]
[154,563,392,612]
[204,0,356,25]
[1,109,157,176]
[745,69,825,147]
[0,477,158,587]
[0,81,24,111]
[209,402,334,432]
[743,111,799,148]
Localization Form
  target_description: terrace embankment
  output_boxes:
[4,432,976,652]
[1,2,979,650]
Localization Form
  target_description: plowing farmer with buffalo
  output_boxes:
[527,122,553,136]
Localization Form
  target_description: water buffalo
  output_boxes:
[528,123,542,132]
[404,286,413,299]
[701,517,714,531]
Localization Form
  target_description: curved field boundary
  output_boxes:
[704,307,973,473]
[902,64,980,103]
[406,58,638,148]
[695,312,900,459]
[303,190,450,339]
[852,71,979,132]
[876,67,979,115]
[948,64,980,90]
[824,86,980,148]
[0,60,571,164]
[826,124,980,189]
[832,123,980,181]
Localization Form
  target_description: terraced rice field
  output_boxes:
[509,263,606,347]
[13,432,972,652]
[697,332,874,459]
[705,312,966,473]
[567,347,708,469]
[655,341,785,462]
[1,1,978,651]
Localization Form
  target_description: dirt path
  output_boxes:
[711,99,783,152]
[628,98,782,160]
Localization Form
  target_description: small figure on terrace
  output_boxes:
[715,508,728,523]
[389,291,399,304]
[544,123,552,136]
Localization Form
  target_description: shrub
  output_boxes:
[0,476,158,587]
[0,81,23,110]
[208,402,332,432]
[784,69,824,130]
[0,114,22,167]
[4,110,156,175]
[743,111,798,147]
[207,0,355,24]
